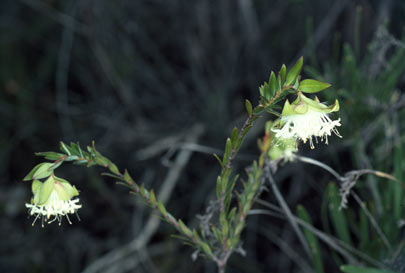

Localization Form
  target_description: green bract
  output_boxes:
[23,162,54,181]
[281,92,339,116]
[30,176,79,205]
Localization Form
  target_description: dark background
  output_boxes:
[1,0,405,273]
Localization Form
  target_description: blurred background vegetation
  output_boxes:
[1,0,405,272]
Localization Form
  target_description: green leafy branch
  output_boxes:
[23,57,334,273]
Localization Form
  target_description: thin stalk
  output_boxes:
[251,202,386,268]
[263,160,312,258]
[352,192,393,254]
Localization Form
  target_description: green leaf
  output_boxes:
[24,162,54,181]
[149,189,156,207]
[299,79,331,93]
[225,175,239,211]
[245,99,253,116]
[192,229,201,242]
[340,265,396,273]
[231,127,238,148]
[216,176,222,200]
[253,105,264,115]
[124,169,133,183]
[109,163,120,175]
[23,164,44,181]
[35,152,65,161]
[178,219,192,237]
[65,155,79,161]
[49,160,63,171]
[286,56,303,85]
[234,222,245,237]
[264,106,281,117]
[359,206,369,250]
[227,207,236,222]
[140,184,145,196]
[69,142,81,155]
[269,71,277,96]
[297,205,324,273]
[328,183,352,245]
[212,225,222,243]
[60,141,72,155]
[259,82,271,101]
[213,154,224,168]
[200,242,213,256]
[279,64,286,85]
[157,200,167,216]
[223,138,233,165]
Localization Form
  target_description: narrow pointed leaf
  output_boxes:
[299,79,331,93]
[35,152,65,161]
[149,189,156,207]
[279,64,286,85]
[297,205,324,273]
[223,138,232,165]
[213,154,224,168]
[216,176,222,200]
[340,265,396,273]
[328,183,352,245]
[286,57,303,85]
[23,163,46,181]
[231,127,238,148]
[178,219,192,237]
[269,71,277,96]
[60,141,72,155]
[157,200,167,216]
[245,99,253,116]
[25,162,53,181]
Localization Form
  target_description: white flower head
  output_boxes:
[26,176,82,227]
[272,92,342,149]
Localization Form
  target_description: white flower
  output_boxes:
[272,92,342,149]
[26,176,81,227]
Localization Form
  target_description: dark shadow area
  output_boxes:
[1,0,405,273]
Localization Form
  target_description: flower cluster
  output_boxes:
[24,163,81,227]
[272,92,341,149]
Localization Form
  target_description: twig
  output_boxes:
[250,203,385,268]
[82,125,204,273]
[293,156,397,255]
[351,191,393,254]
[263,160,312,259]
[295,155,341,181]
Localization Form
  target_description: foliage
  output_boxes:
[301,29,405,273]
[2,1,405,273]
[23,58,337,272]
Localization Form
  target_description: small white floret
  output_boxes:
[272,109,341,149]
[26,191,82,227]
